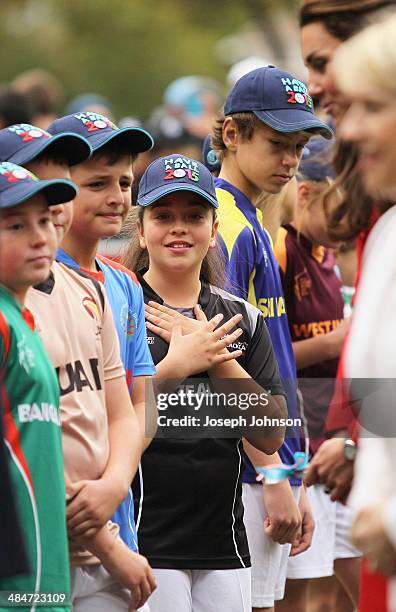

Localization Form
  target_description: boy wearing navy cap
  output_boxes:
[47,112,157,569]
[0,125,157,609]
[0,163,76,606]
[211,65,332,611]
[0,122,91,242]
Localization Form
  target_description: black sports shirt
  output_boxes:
[133,273,284,569]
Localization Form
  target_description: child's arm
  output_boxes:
[146,302,287,453]
[153,313,244,391]
[65,472,156,610]
[76,528,156,610]
[208,351,286,455]
[67,287,142,537]
[243,442,302,545]
[67,377,141,537]
[292,318,349,369]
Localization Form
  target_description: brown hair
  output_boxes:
[295,178,336,238]
[300,0,396,239]
[323,142,393,241]
[34,150,71,167]
[122,205,226,287]
[211,110,259,161]
[92,140,136,166]
[299,0,396,40]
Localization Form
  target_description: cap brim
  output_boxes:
[254,109,334,140]
[90,127,154,154]
[138,183,218,208]
[9,133,92,167]
[0,179,78,210]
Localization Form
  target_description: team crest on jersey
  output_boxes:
[294,269,312,301]
[8,124,50,142]
[120,305,136,338]
[17,335,35,373]
[280,77,313,109]
[74,112,117,133]
[82,297,102,335]
[163,157,199,182]
[0,162,38,183]
[82,297,100,320]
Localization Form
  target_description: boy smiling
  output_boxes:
[48,113,157,555]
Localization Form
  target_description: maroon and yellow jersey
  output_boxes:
[275,225,344,453]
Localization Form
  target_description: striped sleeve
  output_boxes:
[0,311,10,370]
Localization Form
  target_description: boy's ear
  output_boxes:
[136,219,147,249]
[222,117,239,152]
[209,218,219,248]
[297,182,311,210]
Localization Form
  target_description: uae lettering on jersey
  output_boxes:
[56,358,102,395]
[163,156,200,182]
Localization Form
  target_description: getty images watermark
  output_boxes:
[145,379,303,438]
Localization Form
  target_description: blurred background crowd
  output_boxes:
[0,0,305,161]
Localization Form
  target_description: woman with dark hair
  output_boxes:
[300,0,396,125]
[296,3,396,612]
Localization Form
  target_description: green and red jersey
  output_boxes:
[0,285,70,611]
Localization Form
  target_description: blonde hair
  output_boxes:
[212,108,323,162]
[333,12,396,96]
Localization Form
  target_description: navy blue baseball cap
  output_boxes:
[138,154,218,208]
[224,66,333,139]
[202,134,221,173]
[0,162,77,210]
[298,136,335,182]
[48,112,154,154]
[0,124,91,166]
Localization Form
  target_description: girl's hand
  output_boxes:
[166,314,243,378]
[146,302,202,339]
[145,300,243,345]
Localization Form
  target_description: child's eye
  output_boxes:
[190,213,204,221]
[270,140,282,148]
[154,213,169,221]
[8,223,23,231]
[88,181,105,189]
[296,143,306,153]
[120,181,132,190]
